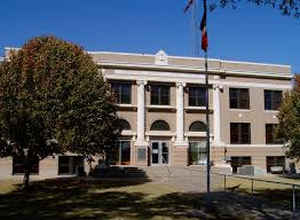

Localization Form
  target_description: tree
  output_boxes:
[207,0,300,17]
[0,36,121,188]
[277,88,300,160]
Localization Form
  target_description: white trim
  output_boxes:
[99,62,292,79]
[121,131,136,136]
[88,51,290,69]
[117,104,137,108]
[105,69,292,89]
[185,132,207,137]
[146,131,175,137]
[146,105,175,110]
[224,144,284,148]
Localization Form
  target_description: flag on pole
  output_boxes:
[200,0,208,52]
[184,0,194,13]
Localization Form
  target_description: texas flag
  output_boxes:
[200,0,208,52]
[184,0,194,13]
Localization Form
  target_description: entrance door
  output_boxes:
[151,142,169,165]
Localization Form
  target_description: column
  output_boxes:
[213,84,222,146]
[175,82,188,146]
[136,80,147,146]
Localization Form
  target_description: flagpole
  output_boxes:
[205,50,210,193]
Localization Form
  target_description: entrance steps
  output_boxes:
[90,166,147,178]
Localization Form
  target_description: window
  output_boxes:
[265,124,284,144]
[119,119,131,131]
[189,141,207,165]
[230,123,251,144]
[111,82,131,104]
[264,90,282,110]
[151,85,170,105]
[231,156,251,173]
[266,156,285,173]
[189,87,207,106]
[229,88,249,109]
[12,156,39,175]
[110,141,131,165]
[150,120,170,131]
[189,121,207,132]
[58,156,84,175]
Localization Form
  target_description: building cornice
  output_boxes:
[97,62,293,80]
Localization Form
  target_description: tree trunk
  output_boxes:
[23,158,30,189]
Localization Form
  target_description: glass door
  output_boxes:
[151,142,169,165]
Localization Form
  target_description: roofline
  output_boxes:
[89,50,291,69]
[98,62,293,80]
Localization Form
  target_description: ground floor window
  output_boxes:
[12,156,39,175]
[110,141,131,165]
[58,156,84,175]
[188,141,207,165]
[231,156,251,173]
[266,156,285,173]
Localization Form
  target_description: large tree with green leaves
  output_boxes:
[0,36,120,187]
[277,88,300,160]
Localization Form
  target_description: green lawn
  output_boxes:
[213,174,300,210]
[0,176,297,219]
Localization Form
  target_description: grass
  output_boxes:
[0,176,298,219]
[213,173,300,210]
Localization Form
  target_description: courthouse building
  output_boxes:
[0,49,294,177]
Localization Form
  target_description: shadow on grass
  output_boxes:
[0,177,297,220]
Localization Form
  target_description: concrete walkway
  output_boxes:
[140,166,224,192]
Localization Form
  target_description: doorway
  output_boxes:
[151,141,169,165]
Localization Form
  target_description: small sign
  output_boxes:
[152,149,159,154]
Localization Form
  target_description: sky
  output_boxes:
[0,0,299,73]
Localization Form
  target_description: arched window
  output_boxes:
[189,121,207,132]
[119,119,131,131]
[150,120,170,131]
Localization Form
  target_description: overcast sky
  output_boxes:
[1,0,299,73]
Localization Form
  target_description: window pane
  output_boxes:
[230,123,251,144]
[230,88,249,109]
[111,83,131,104]
[189,87,206,106]
[151,85,170,105]
[265,90,282,110]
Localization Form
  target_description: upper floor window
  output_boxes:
[111,82,131,104]
[189,87,207,107]
[229,88,249,109]
[230,123,251,144]
[150,120,170,131]
[189,121,207,132]
[151,85,170,105]
[266,124,284,144]
[264,90,282,110]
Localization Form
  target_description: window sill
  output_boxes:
[264,110,279,113]
[147,105,175,110]
[146,131,175,136]
[229,108,252,112]
[117,104,137,108]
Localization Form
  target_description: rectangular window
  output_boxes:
[266,156,285,173]
[58,156,84,175]
[110,141,131,165]
[264,90,282,110]
[265,124,284,144]
[230,123,251,144]
[189,87,207,106]
[231,156,251,173]
[151,85,170,105]
[12,156,39,175]
[229,88,249,109]
[111,82,131,104]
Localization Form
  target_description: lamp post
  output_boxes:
[23,147,29,188]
